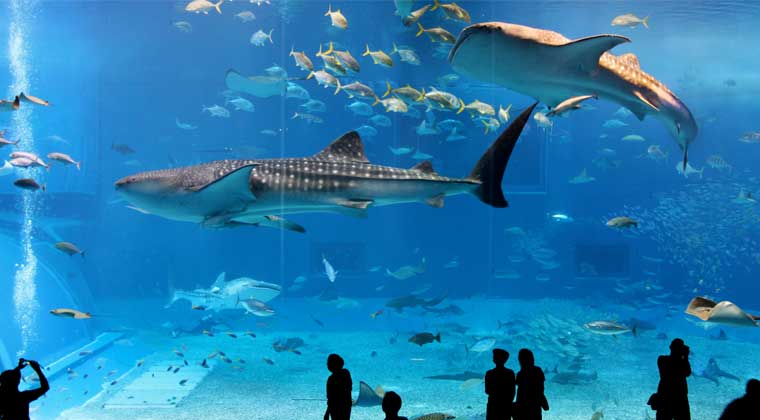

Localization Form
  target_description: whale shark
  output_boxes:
[448,22,697,167]
[115,103,536,232]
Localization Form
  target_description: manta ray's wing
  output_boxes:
[685,296,718,321]
[707,301,759,327]
[353,381,383,407]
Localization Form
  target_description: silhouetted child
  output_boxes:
[0,358,50,420]
[382,391,408,420]
[719,378,759,420]
[514,348,547,420]
[654,338,692,420]
[485,348,515,420]
[324,354,352,420]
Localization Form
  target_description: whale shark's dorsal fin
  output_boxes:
[313,131,369,163]
[412,160,437,174]
[619,53,640,68]
[559,34,630,72]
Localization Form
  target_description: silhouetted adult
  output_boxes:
[0,359,49,420]
[514,348,547,420]
[324,354,352,420]
[654,338,692,420]
[382,391,408,420]
[719,379,760,420]
[485,348,515,420]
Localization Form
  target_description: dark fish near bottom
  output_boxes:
[14,178,44,191]
[414,413,456,420]
[409,332,441,346]
[425,371,483,381]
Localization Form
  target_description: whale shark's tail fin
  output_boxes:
[469,102,537,207]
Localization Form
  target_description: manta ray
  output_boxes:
[353,381,385,406]
[694,358,740,385]
[448,22,698,167]
[115,104,536,232]
[685,296,759,327]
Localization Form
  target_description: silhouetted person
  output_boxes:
[485,348,515,420]
[382,391,408,420]
[719,379,760,420]
[514,348,547,420]
[0,359,49,420]
[655,338,692,420]
[324,354,352,420]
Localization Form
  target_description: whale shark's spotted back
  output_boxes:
[249,157,466,195]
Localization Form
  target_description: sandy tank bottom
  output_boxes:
[46,298,757,420]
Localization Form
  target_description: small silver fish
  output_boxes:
[47,152,81,170]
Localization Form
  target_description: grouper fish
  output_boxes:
[449,22,697,169]
[115,104,537,232]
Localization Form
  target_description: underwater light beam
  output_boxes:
[8,0,41,356]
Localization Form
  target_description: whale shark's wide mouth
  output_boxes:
[448,23,501,65]
[448,25,477,64]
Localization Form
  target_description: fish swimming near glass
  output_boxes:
[115,104,537,232]
[449,21,697,169]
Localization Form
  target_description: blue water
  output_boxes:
[1,1,759,419]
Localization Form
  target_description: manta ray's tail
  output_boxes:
[468,102,537,208]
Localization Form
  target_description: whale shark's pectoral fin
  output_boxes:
[425,194,445,208]
[560,34,630,72]
[188,163,257,198]
[338,199,374,210]
[188,164,258,222]
[631,106,648,121]
[336,198,375,217]
[633,91,660,112]
[256,215,306,233]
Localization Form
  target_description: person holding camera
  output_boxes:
[653,339,692,420]
[0,358,50,420]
